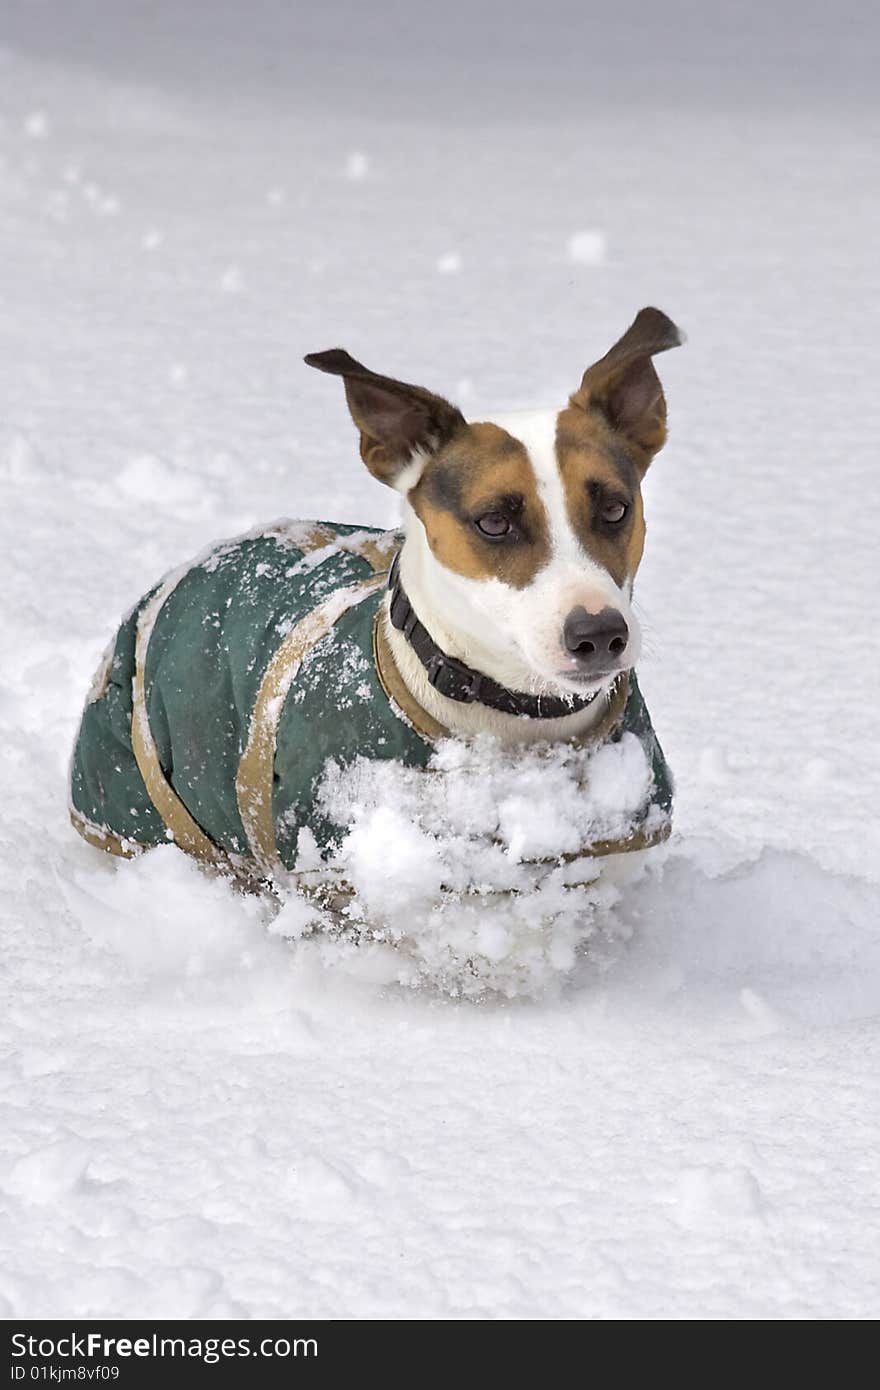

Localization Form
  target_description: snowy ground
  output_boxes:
[1,3,879,1319]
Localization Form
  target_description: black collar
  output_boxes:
[386,552,599,721]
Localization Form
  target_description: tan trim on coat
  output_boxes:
[573,671,631,748]
[295,522,338,553]
[372,606,452,743]
[343,531,399,574]
[563,816,671,860]
[235,574,388,878]
[131,598,227,867]
[69,806,144,859]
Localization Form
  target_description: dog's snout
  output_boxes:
[562,606,629,668]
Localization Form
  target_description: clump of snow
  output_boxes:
[0,429,44,483]
[272,734,656,999]
[436,251,462,274]
[23,109,49,140]
[567,228,606,265]
[674,1163,765,1228]
[345,151,369,180]
[218,264,244,294]
[3,1138,92,1207]
[61,845,267,978]
[115,453,216,512]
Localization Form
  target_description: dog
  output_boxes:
[70,308,682,888]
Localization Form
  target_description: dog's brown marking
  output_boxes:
[410,423,550,587]
[557,307,682,584]
[556,407,646,587]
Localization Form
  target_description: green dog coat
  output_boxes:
[70,521,673,884]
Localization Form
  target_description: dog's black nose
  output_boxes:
[563,606,629,669]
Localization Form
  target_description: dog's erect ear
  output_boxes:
[571,308,683,467]
[304,348,465,488]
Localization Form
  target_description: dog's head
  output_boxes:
[306,308,682,700]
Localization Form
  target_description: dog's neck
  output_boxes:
[383,512,616,744]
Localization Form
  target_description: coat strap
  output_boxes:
[131,575,228,868]
[372,606,451,743]
[69,805,143,859]
[235,574,388,880]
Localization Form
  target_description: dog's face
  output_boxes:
[306,308,682,699]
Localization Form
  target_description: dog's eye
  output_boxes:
[600,500,628,524]
[475,513,513,538]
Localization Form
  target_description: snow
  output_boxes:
[345,152,370,182]
[568,230,607,266]
[1,0,879,1320]
[218,265,245,295]
[299,735,657,999]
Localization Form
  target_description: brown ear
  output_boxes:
[571,308,684,466]
[304,348,465,487]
